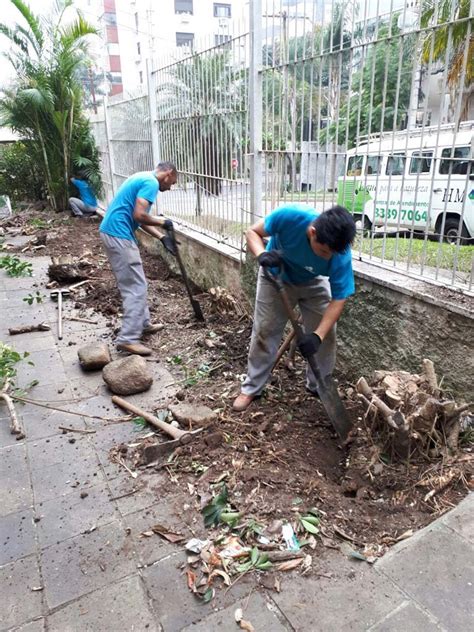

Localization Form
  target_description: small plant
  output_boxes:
[201,483,241,528]
[28,217,47,230]
[23,291,44,305]
[0,255,33,277]
[297,508,321,535]
[0,343,33,390]
[235,547,273,573]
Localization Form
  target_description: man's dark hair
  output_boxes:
[156,161,177,175]
[75,170,87,180]
[312,205,356,253]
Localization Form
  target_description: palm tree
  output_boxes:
[421,0,473,120]
[0,0,101,210]
[155,49,246,212]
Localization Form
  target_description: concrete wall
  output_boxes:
[139,230,474,401]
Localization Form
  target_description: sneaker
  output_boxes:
[232,393,256,412]
[117,342,152,356]
[142,323,164,336]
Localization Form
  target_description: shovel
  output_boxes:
[263,268,352,442]
[167,226,205,322]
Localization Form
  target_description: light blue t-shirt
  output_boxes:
[71,178,97,208]
[264,205,355,300]
[99,171,159,242]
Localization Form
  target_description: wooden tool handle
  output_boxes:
[111,396,188,440]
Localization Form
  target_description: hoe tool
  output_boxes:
[264,268,352,442]
[112,395,203,462]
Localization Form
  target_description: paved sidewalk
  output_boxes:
[1,258,473,631]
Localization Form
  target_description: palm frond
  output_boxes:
[9,0,44,51]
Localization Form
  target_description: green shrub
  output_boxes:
[0,142,45,203]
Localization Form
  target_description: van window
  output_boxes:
[365,155,382,175]
[439,147,473,175]
[409,151,433,174]
[386,154,405,176]
[347,155,363,176]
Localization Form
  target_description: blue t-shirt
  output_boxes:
[71,178,97,208]
[264,205,355,300]
[99,171,159,241]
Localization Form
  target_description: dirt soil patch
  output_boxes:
[3,208,473,557]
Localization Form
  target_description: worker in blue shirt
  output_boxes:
[69,172,98,216]
[233,204,356,412]
[100,162,178,356]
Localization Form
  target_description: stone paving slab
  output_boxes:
[180,590,292,632]
[29,455,104,504]
[21,411,88,442]
[1,555,44,630]
[0,508,37,566]
[439,492,474,544]
[376,523,474,631]
[369,601,445,631]
[0,444,33,517]
[142,554,255,632]
[11,619,46,632]
[46,575,158,632]
[35,483,118,548]
[40,520,137,610]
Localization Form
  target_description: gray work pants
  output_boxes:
[241,270,336,396]
[69,197,97,217]
[100,233,151,344]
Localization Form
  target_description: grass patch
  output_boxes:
[355,234,473,274]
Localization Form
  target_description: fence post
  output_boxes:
[249,0,263,224]
[103,98,116,196]
[147,59,160,166]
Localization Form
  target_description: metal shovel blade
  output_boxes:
[307,355,352,441]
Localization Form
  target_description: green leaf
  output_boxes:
[235,560,253,573]
[301,515,320,526]
[202,587,214,603]
[250,547,259,565]
[301,519,320,535]
[255,560,273,570]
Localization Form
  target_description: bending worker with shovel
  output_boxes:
[233,204,356,414]
[100,162,178,356]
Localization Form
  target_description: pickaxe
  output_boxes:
[50,288,70,340]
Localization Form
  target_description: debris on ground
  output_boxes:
[48,254,91,282]
[2,207,473,604]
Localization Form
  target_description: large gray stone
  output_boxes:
[169,402,217,427]
[102,355,153,395]
[47,575,159,632]
[78,342,111,371]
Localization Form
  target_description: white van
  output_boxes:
[337,122,474,242]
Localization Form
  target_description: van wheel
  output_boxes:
[444,219,470,244]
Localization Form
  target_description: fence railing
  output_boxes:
[91,0,474,294]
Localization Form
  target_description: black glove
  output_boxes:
[162,218,173,231]
[257,250,282,267]
[160,234,177,256]
[298,332,322,359]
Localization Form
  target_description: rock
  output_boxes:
[102,355,153,395]
[78,343,111,371]
[169,403,217,426]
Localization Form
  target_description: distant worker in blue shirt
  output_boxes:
[69,172,98,217]
[233,205,356,412]
[99,162,178,356]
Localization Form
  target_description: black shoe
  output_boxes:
[305,386,320,399]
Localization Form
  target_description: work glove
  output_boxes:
[162,218,173,231]
[257,250,282,268]
[298,332,322,359]
[160,234,177,256]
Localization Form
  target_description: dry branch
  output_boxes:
[0,379,25,439]
[9,323,51,335]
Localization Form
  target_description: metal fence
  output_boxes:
[91,0,474,293]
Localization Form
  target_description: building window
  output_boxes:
[137,42,141,56]
[175,0,193,14]
[214,3,231,17]
[139,71,143,84]
[176,32,194,48]
[134,12,139,33]
[214,34,231,45]
[104,12,117,25]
